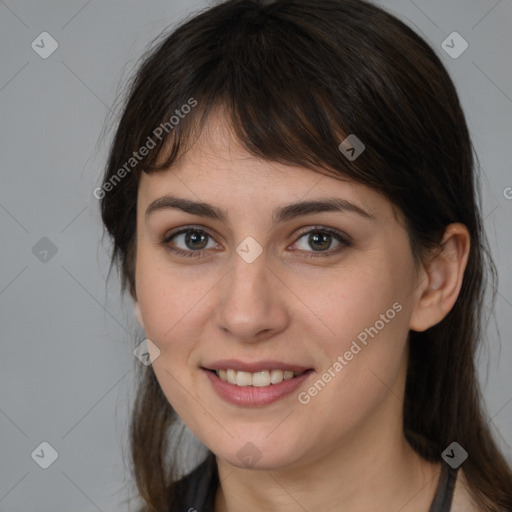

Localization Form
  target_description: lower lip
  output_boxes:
[202,368,314,407]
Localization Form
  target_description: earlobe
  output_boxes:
[409,223,470,332]
[134,301,145,329]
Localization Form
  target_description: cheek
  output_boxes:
[134,244,223,368]
[298,253,412,401]
[308,261,404,346]
[134,246,192,349]
[296,277,410,441]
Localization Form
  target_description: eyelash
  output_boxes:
[160,225,352,260]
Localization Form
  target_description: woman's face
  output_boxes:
[134,114,423,470]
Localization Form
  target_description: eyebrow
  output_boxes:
[145,194,375,225]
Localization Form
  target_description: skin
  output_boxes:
[133,112,470,512]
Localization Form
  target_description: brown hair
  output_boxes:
[99,0,512,510]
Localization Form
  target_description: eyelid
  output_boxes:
[293,225,352,245]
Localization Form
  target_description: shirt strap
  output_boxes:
[428,463,459,512]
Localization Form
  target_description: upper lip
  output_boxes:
[202,359,312,373]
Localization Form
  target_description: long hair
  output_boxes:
[99,1,512,510]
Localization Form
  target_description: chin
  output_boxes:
[212,435,305,471]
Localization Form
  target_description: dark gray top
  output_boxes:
[169,451,458,512]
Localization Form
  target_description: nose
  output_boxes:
[216,250,289,343]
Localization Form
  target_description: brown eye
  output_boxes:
[182,230,209,250]
[162,227,217,258]
[292,227,351,257]
[307,231,333,251]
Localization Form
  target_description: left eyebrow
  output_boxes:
[272,197,375,225]
[145,195,375,226]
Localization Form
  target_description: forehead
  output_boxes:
[137,112,394,222]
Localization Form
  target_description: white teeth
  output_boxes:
[252,371,271,387]
[226,369,237,384]
[235,371,253,387]
[214,368,303,387]
[270,369,285,384]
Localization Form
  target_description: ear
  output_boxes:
[409,223,470,332]
[134,301,145,329]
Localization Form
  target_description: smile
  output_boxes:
[214,368,306,387]
[202,367,314,407]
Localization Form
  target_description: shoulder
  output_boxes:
[450,469,480,512]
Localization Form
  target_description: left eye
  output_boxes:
[292,228,350,256]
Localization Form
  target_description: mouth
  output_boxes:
[201,365,315,407]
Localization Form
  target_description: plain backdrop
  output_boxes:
[1,0,511,510]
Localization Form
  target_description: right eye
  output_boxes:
[161,226,219,258]
[161,225,353,260]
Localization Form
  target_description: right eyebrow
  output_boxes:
[145,196,228,222]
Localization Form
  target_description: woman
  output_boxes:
[99,0,512,510]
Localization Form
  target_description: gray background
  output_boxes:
[1,0,511,510]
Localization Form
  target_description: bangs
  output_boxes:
[140,43,355,181]
[147,91,349,181]
[127,1,419,189]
